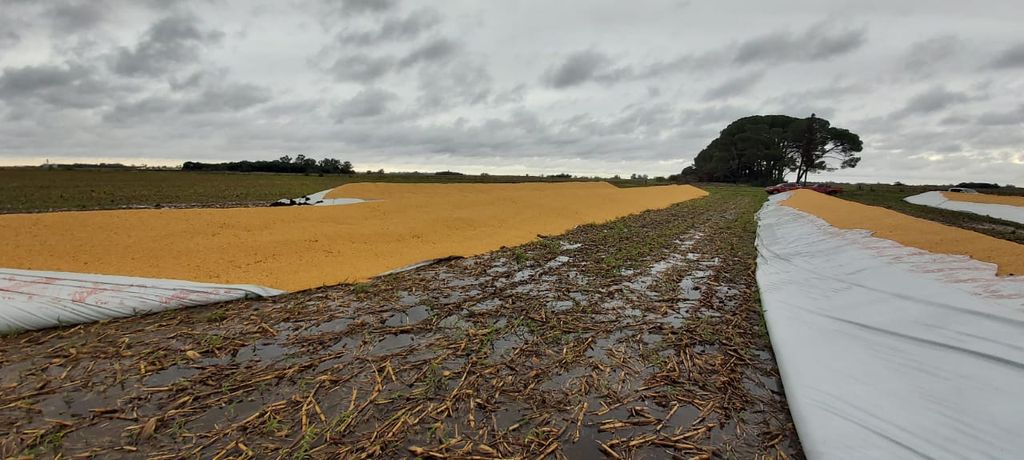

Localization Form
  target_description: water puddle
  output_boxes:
[385,305,431,327]
[147,365,199,387]
[372,334,416,355]
[234,340,289,363]
[545,256,571,269]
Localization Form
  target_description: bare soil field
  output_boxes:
[0,186,801,459]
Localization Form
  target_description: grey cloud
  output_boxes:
[104,81,271,121]
[182,83,271,113]
[977,105,1024,126]
[544,22,864,89]
[398,38,458,67]
[989,42,1024,69]
[47,1,108,32]
[896,86,971,116]
[111,14,223,77]
[567,102,677,138]
[337,0,400,16]
[0,29,20,49]
[0,63,117,109]
[939,114,971,126]
[104,96,176,122]
[168,68,227,91]
[904,35,962,71]
[634,50,727,80]
[762,82,868,120]
[734,23,866,64]
[336,9,441,46]
[329,54,395,82]
[335,88,398,121]
[327,37,459,82]
[416,60,492,110]
[679,104,755,127]
[0,14,24,49]
[702,73,762,101]
[542,50,629,88]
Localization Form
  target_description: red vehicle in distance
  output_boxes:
[765,182,843,195]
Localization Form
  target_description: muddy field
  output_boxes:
[0,187,801,459]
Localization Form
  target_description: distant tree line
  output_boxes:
[673,114,863,185]
[182,155,354,174]
[956,182,1001,189]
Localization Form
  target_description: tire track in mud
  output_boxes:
[0,188,802,459]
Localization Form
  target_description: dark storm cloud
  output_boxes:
[47,1,109,32]
[895,86,971,117]
[0,63,117,109]
[988,42,1024,69]
[111,14,223,77]
[904,35,962,71]
[541,50,630,88]
[335,8,441,46]
[733,23,866,64]
[702,73,762,100]
[334,87,398,121]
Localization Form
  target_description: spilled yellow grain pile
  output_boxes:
[782,189,1024,276]
[941,192,1024,207]
[0,182,707,291]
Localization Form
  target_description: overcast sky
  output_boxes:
[1,0,1022,184]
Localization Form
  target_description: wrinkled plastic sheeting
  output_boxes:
[906,191,1024,224]
[0,268,284,333]
[276,188,366,207]
[756,193,1024,459]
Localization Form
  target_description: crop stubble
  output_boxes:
[0,188,800,459]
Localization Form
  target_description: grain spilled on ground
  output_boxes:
[941,191,1024,207]
[783,189,1024,276]
[0,183,706,291]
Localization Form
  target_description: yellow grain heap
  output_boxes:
[782,189,1024,276]
[941,191,1024,207]
[0,182,708,291]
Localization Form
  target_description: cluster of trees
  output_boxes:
[182,155,354,174]
[956,182,1001,189]
[677,114,863,185]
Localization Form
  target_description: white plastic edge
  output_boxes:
[905,191,1024,224]
[756,193,1024,459]
[0,268,284,334]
